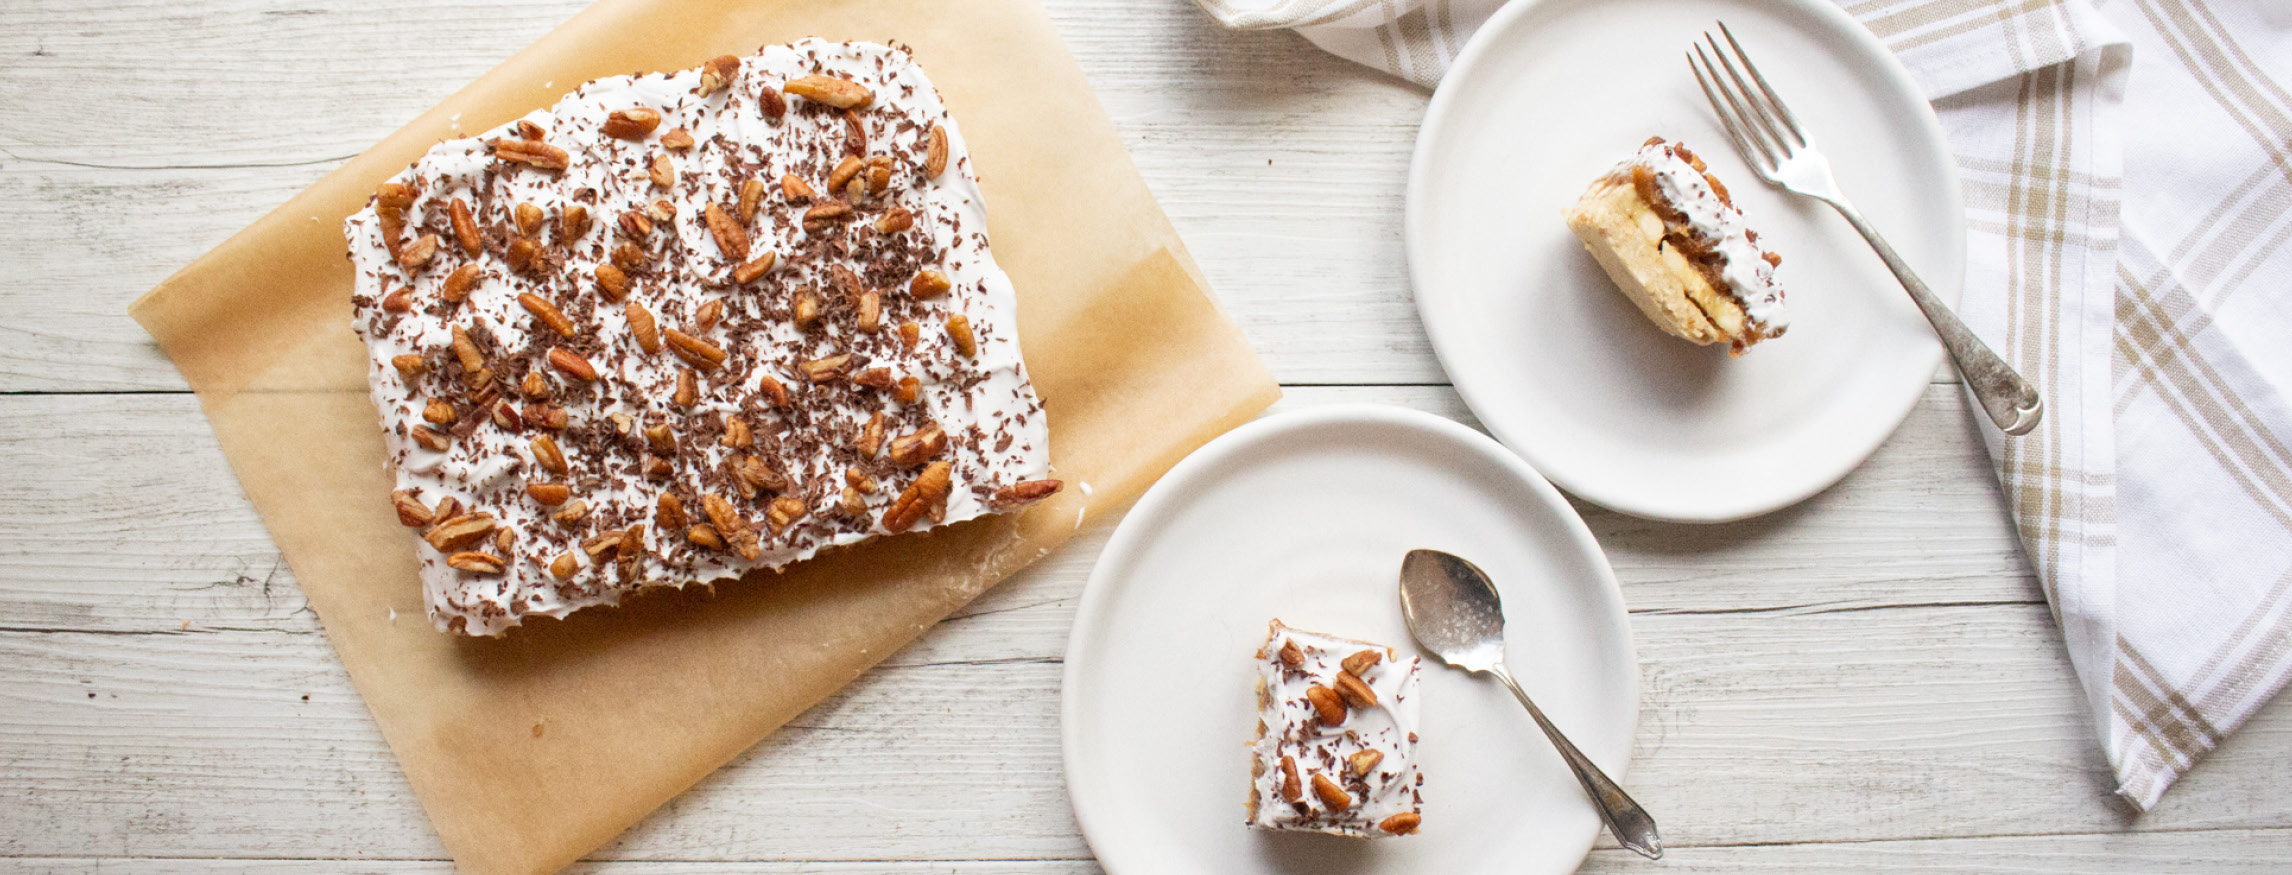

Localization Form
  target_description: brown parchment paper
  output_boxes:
[125,1,1280,872]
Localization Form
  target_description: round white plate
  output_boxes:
[1407,0,1965,523]
[1062,405,1637,875]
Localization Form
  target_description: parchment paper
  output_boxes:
[126,1,1280,871]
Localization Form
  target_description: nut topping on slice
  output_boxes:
[910,269,951,298]
[947,314,977,357]
[784,74,873,109]
[1333,671,1378,709]
[1347,749,1384,778]
[992,479,1063,506]
[519,293,578,338]
[397,233,439,271]
[703,203,750,260]
[1305,684,1346,724]
[660,128,696,151]
[449,199,482,255]
[442,263,482,304]
[1279,756,1304,802]
[625,303,662,353]
[663,328,728,370]
[447,551,507,574]
[1310,774,1353,811]
[1278,638,1305,668]
[1378,813,1422,835]
[698,54,740,95]
[393,490,436,527]
[883,461,953,533]
[527,483,571,506]
[493,138,570,170]
[548,348,599,381]
[1342,649,1384,677]
[424,513,497,551]
[603,107,662,139]
[924,125,950,179]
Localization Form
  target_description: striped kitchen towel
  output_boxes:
[1193,0,2292,810]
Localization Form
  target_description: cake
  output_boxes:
[1247,620,1423,837]
[346,40,1060,636]
[1562,137,1787,355]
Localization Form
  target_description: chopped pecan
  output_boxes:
[397,233,439,271]
[887,424,946,468]
[530,434,568,475]
[883,461,952,533]
[731,252,776,284]
[527,483,570,506]
[514,203,545,237]
[594,263,631,301]
[424,513,497,551]
[660,127,696,151]
[738,177,767,223]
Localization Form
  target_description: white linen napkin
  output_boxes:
[1192,0,2292,810]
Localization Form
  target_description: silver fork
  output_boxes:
[1690,22,2043,436]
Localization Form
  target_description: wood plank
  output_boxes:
[0,385,2027,637]
[8,601,2292,862]
[0,0,1443,391]
[11,825,2292,871]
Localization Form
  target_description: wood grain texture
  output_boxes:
[4,390,2290,870]
[4,0,2288,870]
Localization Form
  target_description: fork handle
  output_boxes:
[1825,201,2043,436]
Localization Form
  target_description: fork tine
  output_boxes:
[1718,21,1805,145]
[1704,34,1793,159]
[1694,41,1783,164]
[1689,48,1773,173]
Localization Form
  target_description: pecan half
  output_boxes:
[424,513,497,551]
[603,107,662,139]
[703,203,750,260]
[886,424,946,468]
[625,303,661,353]
[531,434,568,475]
[527,483,571,506]
[494,138,569,170]
[784,74,873,109]
[1311,774,1353,811]
[697,54,740,95]
[447,551,506,574]
[947,314,977,357]
[738,177,767,223]
[663,328,728,370]
[1305,684,1346,724]
[1378,813,1421,835]
[1342,649,1383,677]
[519,293,577,338]
[594,263,631,301]
[731,252,776,284]
[396,233,439,271]
[924,125,950,179]
[1333,671,1378,709]
[442,263,482,304]
[548,347,598,381]
[392,490,434,527]
[992,479,1063,506]
[449,199,481,255]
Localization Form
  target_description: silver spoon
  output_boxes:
[1398,548,1663,860]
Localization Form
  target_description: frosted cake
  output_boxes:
[1247,620,1424,837]
[346,40,1060,636]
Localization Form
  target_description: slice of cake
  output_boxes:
[1562,137,1787,355]
[346,40,1061,636]
[1247,620,1423,837]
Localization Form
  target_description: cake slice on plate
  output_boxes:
[1563,137,1788,355]
[1247,620,1424,837]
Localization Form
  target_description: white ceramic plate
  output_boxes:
[1407,0,1965,523]
[1062,405,1637,875]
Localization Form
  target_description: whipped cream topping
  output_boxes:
[346,40,1053,636]
[1622,139,1788,336]
[1249,621,1423,837]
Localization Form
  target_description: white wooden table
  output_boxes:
[5,1,2291,871]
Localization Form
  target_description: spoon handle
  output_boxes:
[1490,664,1663,860]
